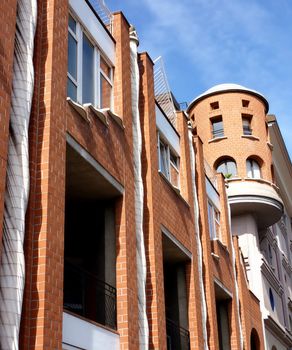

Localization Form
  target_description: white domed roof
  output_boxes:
[187,83,269,112]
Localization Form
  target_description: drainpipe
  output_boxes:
[129,25,149,349]
[188,124,209,350]
[0,0,37,349]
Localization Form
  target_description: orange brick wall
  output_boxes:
[0,0,17,249]
[190,92,273,181]
[20,0,68,348]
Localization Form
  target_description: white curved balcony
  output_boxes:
[227,178,283,229]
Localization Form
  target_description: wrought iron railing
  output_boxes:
[166,318,190,350]
[64,261,117,330]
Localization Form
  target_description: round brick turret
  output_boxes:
[188,83,283,228]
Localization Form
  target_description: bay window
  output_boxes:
[67,14,113,109]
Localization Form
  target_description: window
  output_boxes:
[242,116,252,135]
[208,200,220,240]
[210,101,219,110]
[269,288,275,311]
[216,159,237,178]
[158,133,179,188]
[242,99,250,107]
[211,116,224,138]
[246,159,261,179]
[67,14,113,108]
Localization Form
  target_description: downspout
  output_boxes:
[227,200,244,350]
[0,0,37,349]
[188,123,209,350]
[129,25,149,349]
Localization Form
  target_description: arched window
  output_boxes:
[246,158,261,179]
[250,328,260,350]
[216,159,237,178]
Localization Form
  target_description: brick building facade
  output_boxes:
[0,1,291,350]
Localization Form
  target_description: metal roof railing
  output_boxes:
[88,0,113,32]
[153,56,177,127]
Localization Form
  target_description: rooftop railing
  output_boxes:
[154,56,177,127]
[87,0,113,32]
[64,260,117,330]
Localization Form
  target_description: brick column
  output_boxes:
[138,52,167,350]
[0,0,17,248]
[194,136,220,350]
[20,0,68,348]
[112,12,140,350]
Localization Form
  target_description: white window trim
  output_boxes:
[208,199,221,240]
[68,13,114,109]
[158,132,180,188]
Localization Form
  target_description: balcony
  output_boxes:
[64,261,117,330]
[227,178,283,228]
[166,318,190,350]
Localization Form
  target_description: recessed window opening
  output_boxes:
[158,133,180,188]
[211,116,224,138]
[242,99,250,107]
[208,200,221,240]
[210,101,219,110]
[242,115,252,135]
[67,14,113,109]
[246,158,261,179]
[269,288,275,311]
[216,159,237,178]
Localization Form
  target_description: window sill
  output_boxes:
[84,103,109,127]
[241,135,260,141]
[67,97,90,123]
[208,136,227,143]
[158,170,190,208]
[212,238,229,255]
[105,108,125,130]
[267,141,274,150]
[67,99,125,130]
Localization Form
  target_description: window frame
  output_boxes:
[216,159,237,178]
[67,13,114,109]
[211,116,224,139]
[242,116,252,135]
[246,158,261,179]
[157,132,180,188]
[208,199,221,240]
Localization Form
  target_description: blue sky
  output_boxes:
[106,0,292,158]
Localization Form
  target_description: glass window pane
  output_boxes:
[82,34,94,104]
[100,56,111,79]
[212,120,224,138]
[68,32,77,80]
[253,160,261,178]
[69,15,76,33]
[226,161,237,176]
[246,159,253,177]
[100,74,112,109]
[67,78,77,100]
[159,141,168,178]
[208,202,215,239]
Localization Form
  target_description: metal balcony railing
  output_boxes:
[166,318,190,350]
[64,261,117,330]
[153,56,177,127]
[87,0,113,32]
